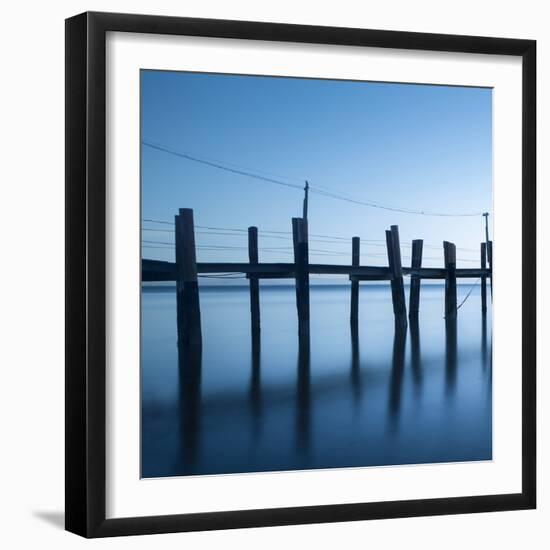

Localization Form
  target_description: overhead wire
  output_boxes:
[143,141,487,218]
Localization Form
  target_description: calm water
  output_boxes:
[141,283,492,478]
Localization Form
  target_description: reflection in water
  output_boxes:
[295,332,311,455]
[142,285,492,478]
[445,318,458,397]
[481,313,488,367]
[249,330,262,438]
[177,344,202,474]
[350,320,362,411]
[387,322,407,433]
[409,317,423,395]
[481,313,492,403]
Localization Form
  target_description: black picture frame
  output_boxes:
[65,11,536,538]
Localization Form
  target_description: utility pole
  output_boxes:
[302,180,309,221]
[482,212,490,247]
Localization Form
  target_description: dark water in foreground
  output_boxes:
[141,283,492,478]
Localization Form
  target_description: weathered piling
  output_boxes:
[409,239,423,318]
[443,241,457,320]
[143,208,494,333]
[248,226,260,332]
[350,236,360,324]
[175,208,202,348]
[386,225,407,325]
[480,242,487,313]
[292,217,310,336]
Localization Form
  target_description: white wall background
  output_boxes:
[0,1,546,548]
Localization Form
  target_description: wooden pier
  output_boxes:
[142,208,492,346]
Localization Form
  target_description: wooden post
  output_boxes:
[175,208,202,348]
[292,217,310,336]
[409,239,423,319]
[303,181,309,221]
[386,225,407,325]
[480,242,487,313]
[443,241,457,320]
[350,236,360,324]
[248,227,260,332]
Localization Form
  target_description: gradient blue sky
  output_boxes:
[141,70,492,270]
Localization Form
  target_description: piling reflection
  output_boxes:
[177,343,202,474]
[409,317,423,396]
[481,313,492,402]
[295,332,311,455]
[350,320,362,410]
[249,330,262,438]
[481,313,488,368]
[387,321,407,433]
[163,296,492,477]
[445,318,458,397]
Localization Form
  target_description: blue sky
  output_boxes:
[141,70,492,270]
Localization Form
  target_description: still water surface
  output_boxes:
[141,283,492,478]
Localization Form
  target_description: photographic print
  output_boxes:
[65,13,536,536]
[140,70,493,479]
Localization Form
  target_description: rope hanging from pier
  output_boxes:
[456,278,481,311]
